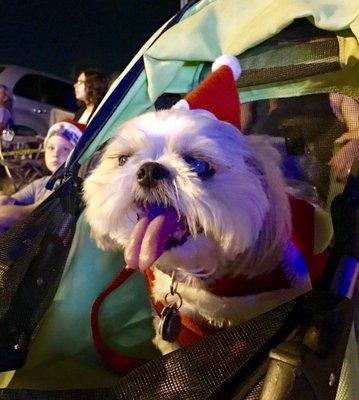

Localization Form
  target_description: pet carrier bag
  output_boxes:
[0,0,358,398]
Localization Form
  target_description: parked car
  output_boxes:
[0,65,78,136]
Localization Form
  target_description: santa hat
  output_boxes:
[45,119,86,148]
[174,55,242,129]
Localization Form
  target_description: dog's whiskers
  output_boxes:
[172,179,180,203]
[125,208,137,224]
[166,182,182,220]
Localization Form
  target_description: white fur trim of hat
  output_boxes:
[45,121,84,148]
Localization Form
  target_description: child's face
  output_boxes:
[44,135,74,173]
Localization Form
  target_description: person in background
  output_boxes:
[329,93,359,180]
[0,120,85,232]
[0,84,12,131]
[73,68,108,125]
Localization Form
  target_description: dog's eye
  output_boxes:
[184,156,215,179]
[118,155,130,166]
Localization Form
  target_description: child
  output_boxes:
[0,119,85,232]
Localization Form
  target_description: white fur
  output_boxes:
[153,240,311,327]
[83,108,307,355]
[212,55,242,80]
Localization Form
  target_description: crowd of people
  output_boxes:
[0,67,115,232]
[0,120,85,233]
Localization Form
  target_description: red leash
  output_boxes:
[91,266,218,374]
[91,267,146,375]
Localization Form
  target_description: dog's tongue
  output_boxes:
[125,205,178,271]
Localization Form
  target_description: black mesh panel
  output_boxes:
[0,179,82,371]
[0,296,301,399]
[242,93,358,209]
[199,20,342,88]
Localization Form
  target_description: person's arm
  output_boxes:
[329,139,359,180]
[0,202,39,233]
[0,108,11,130]
[329,94,359,180]
[336,95,359,131]
[11,181,39,205]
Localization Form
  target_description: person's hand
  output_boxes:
[334,127,359,144]
[0,205,27,233]
[0,203,37,233]
[329,138,359,180]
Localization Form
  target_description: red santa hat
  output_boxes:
[174,55,242,129]
[44,119,86,148]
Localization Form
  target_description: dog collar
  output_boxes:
[145,269,218,346]
[207,260,291,297]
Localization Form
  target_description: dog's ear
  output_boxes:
[245,135,283,170]
[90,229,120,252]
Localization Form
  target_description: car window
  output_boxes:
[13,74,42,102]
[38,76,77,111]
[13,74,77,111]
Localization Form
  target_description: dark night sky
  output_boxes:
[0,0,180,80]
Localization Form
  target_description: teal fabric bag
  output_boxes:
[2,214,158,389]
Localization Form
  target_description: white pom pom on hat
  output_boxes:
[173,55,242,129]
[212,55,242,80]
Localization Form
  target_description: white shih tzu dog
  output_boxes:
[83,57,313,355]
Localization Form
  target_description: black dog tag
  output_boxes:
[159,305,181,343]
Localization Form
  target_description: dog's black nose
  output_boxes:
[137,162,169,188]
